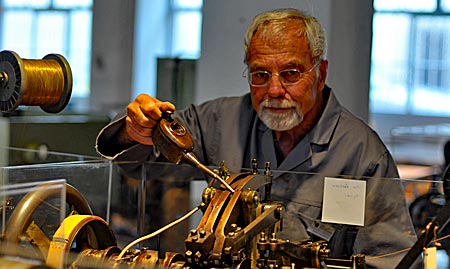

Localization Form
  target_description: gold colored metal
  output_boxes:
[46,214,117,269]
[0,50,72,113]
[25,221,51,258]
[153,112,235,193]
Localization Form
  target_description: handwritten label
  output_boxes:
[321,177,366,226]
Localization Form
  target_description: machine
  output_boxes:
[0,111,367,269]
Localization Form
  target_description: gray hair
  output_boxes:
[244,8,327,65]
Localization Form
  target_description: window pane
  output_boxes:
[54,0,92,8]
[3,0,49,8]
[172,11,202,58]
[410,16,450,116]
[70,11,91,51]
[69,11,92,97]
[36,12,66,56]
[374,0,436,12]
[442,0,450,12]
[1,11,33,56]
[370,14,411,114]
[173,0,202,9]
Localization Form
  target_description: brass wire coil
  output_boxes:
[0,50,72,113]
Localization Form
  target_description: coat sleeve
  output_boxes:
[95,94,255,177]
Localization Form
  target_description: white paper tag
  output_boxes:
[424,246,437,269]
[321,177,366,226]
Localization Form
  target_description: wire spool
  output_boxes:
[0,50,72,113]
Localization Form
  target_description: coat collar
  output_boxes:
[308,85,342,147]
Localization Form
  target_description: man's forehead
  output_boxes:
[249,31,312,62]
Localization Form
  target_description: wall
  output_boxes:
[327,1,374,121]
[89,0,136,113]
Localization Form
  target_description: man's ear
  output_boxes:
[318,60,328,91]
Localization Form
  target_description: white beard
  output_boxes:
[258,99,303,131]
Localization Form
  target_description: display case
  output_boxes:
[0,179,67,267]
[0,146,449,268]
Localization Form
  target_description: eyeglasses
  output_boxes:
[244,61,321,87]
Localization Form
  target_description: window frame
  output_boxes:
[371,0,450,116]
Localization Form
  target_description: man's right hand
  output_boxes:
[125,94,176,145]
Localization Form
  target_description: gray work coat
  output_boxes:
[96,87,419,268]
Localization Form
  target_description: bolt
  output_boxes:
[199,229,206,238]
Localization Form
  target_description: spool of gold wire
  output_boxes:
[0,50,72,113]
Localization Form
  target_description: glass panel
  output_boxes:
[36,12,66,56]
[111,161,450,267]
[370,14,410,114]
[172,11,202,58]
[410,16,450,116]
[69,10,92,98]
[0,146,115,267]
[173,0,203,9]
[0,146,112,218]
[54,0,92,8]
[374,0,437,12]
[2,0,49,8]
[1,11,33,56]
[0,179,66,264]
[1,145,450,267]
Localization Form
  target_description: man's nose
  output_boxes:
[267,75,286,97]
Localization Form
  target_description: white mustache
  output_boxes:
[261,99,297,109]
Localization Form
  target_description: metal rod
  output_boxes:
[183,152,235,193]
[137,163,147,248]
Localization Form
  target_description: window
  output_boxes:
[370,0,450,116]
[132,0,202,99]
[169,0,202,58]
[0,0,93,107]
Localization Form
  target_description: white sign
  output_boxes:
[321,177,366,226]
